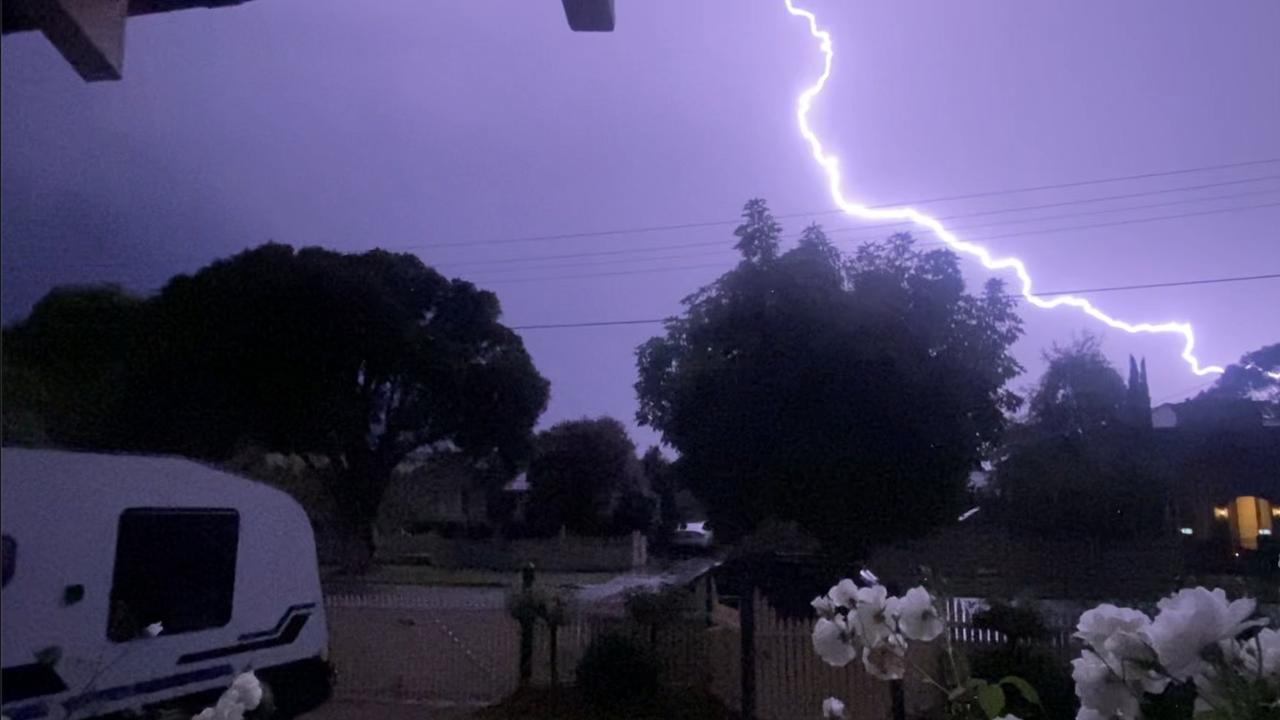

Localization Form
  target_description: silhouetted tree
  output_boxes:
[1027,334,1126,436]
[641,446,680,541]
[1122,355,1153,429]
[1186,342,1280,426]
[733,198,781,265]
[525,417,641,535]
[636,201,1024,553]
[997,338,1166,541]
[5,245,550,566]
[3,285,148,449]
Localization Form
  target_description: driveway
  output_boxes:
[323,582,507,609]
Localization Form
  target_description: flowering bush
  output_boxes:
[1071,587,1278,720]
[811,577,1040,720]
[811,579,1278,720]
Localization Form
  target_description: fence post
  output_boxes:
[740,582,756,720]
[519,562,536,687]
[704,573,714,628]
[549,624,559,686]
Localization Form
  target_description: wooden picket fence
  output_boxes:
[528,612,712,688]
[944,596,1077,647]
[705,592,938,720]
[324,585,1280,716]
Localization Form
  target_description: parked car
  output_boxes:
[1,448,333,720]
[671,521,714,551]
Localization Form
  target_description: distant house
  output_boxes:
[1155,399,1279,552]
[378,452,496,534]
[869,397,1278,599]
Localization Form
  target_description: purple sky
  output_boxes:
[3,0,1278,448]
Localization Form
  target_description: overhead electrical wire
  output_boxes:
[505,272,1280,329]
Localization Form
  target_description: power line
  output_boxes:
[395,157,1280,251]
[1152,379,1218,405]
[929,199,1280,246]
[17,163,1280,276]
[451,187,1280,277]
[473,200,1280,285]
[22,197,1280,295]
[433,176,1280,271]
[822,189,1280,244]
[506,272,1280,329]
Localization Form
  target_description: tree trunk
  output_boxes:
[330,447,396,575]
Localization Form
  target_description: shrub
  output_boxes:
[574,633,660,711]
[969,646,1074,720]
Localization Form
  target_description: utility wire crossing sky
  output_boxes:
[782,0,1272,379]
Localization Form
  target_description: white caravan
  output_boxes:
[1,448,331,720]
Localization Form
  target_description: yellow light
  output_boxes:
[1273,506,1280,519]
[1214,506,1230,520]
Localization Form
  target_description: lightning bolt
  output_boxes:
[782,0,1229,377]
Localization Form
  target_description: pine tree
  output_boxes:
[1136,358,1152,427]
[1123,354,1153,428]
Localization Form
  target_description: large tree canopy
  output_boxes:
[1026,334,1128,436]
[3,284,147,449]
[4,244,550,556]
[1186,343,1280,427]
[634,199,1024,552]
[524,416,642,536]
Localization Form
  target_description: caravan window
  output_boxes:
[108,509,239,642]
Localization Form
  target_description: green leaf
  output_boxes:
[999,675,1042,707]
[976,683,1005,720]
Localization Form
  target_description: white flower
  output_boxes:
[1072,651,1140,720]
[143,622,164,638]
[228,672,263,710]
[1141,587,1264,681]
[812,594,837,621]
[190,672,262,720]
[813,616,858,667]
[1216,627,1280,680]
[862,632,906,680]
[853,585,898,647]
[213,694,245,720]
[1075,604,1149,654]
[994,716,1023,720]
[1075,603,1169,696]
[897,587,943,642]
[828,579,858,610]
[1074,708,1110,720]
[822,696,846,718]
[1101,632,1167,695]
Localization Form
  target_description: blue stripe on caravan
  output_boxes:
[238,602,317,641]
[62,663,234,716]
[179,614,310,664]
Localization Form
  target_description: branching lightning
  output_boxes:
[782,0,1230,377]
